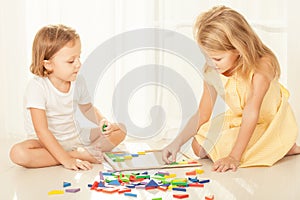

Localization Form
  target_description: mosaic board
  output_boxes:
[104,150,201,171]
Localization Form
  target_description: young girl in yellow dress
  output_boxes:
[162,6,300,172]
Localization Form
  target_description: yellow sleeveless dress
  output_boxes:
[194,68,298,167]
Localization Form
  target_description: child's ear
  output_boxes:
[43,60,53,71]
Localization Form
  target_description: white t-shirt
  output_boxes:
[24,74,91,142]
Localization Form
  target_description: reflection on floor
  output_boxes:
[1,136,300,200]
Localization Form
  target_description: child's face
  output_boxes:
[204,50,240,75]
[47,39,81,82]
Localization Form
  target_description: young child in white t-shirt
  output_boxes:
[10,24,126,170]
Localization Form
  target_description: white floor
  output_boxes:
[1,135,300,200]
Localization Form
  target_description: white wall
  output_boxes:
[287,1,300,142]
[0,0,28,138]
[0,0,299,142]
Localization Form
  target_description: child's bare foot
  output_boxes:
[286,144,300,156]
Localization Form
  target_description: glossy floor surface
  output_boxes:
[1,136,300,200]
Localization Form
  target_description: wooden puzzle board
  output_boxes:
[104,150,201,171]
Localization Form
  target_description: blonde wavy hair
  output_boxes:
[30,24,79,77]
[194,6,280,79]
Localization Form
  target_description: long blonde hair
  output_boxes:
[194,6,280,79]
[30,24,79,77]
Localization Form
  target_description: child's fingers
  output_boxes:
[212,163,219,171]
[171,151,177,163]
[70,165,79,171]
[75,159,92,170]
[105,123,115,132]
[213,163,226,172]
[102,128,114,136]
[102,123,117,136]
[231,163,237,172]
[99,119,110,129]
[212,160,222,171]
[163,150,177,164]
[101,121,112,133]
[220,165,230,172]
[80,161,93,170]
[162,149,171,164]
[212,160,237,172]
[105,122,112,130]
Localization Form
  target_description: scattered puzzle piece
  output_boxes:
[188,183,204,187]
[98,181,105,187]
[199,179,210,184]
[90,181,99,190]
[99,171,104,180]
[118,188,131,194]
[102,187,119,193]
[108,179,121,186]
[158,186,168,192]
[188,177,199,183]
[185,170,196,176]
[63,181,71,187]
[146,179,159,187]
[65,188,80,193]
[172,187,187,192]
[48,190,64,195]
[124,155,133,160]
[196,169,204,174]
[205,195,215,200]
[145,186,157,190]
[178,161,188,164]
[173,194,189,199]
[165,174,176,178]
[137,151,146,155]
[135,185,146,189]
[124,192,137,197]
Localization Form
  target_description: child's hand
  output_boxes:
[212,156,240,172]
[162,142,181,164]
[62,158,93,171]
[99,119,112,135]
[100,119,124,136]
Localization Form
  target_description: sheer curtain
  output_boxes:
[0,0,28,138]
[1,0,297,141]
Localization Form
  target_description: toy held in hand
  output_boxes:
[102,124,108,132]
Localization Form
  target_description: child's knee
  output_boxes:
[119,129,126,142]
[10,144,20,162]
[110,130,126,148]
[114,123,127,143]
[9,143,31,167]
[191,138,208,158]
[119,123,127,139]
[191,138,201,157]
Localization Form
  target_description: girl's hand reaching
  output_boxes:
[212,156,240,172]
[162,142,181,164]
[62,158,93,171]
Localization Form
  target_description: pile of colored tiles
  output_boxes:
[87,169,213,199]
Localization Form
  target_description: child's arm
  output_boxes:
[79,103,126,138]
[30,108,92,170]
[213,72,271,172]
[162,81,217,163]
[79,103,105,125]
